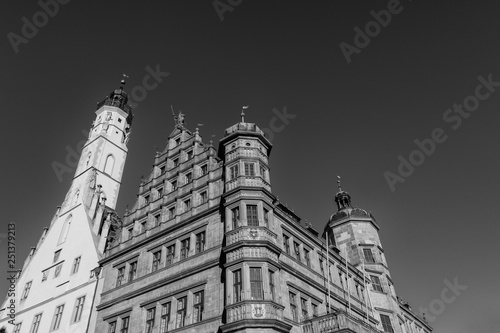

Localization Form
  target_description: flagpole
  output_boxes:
[363,259,368,322]
[345,248,351,315]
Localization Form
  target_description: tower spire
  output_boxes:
[337,175,342,192]
[120,74,129,89]
[241,105,249,123]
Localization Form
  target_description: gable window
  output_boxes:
[371,275,383,292]
[171,179,178,191]
[363,248,375,263]
[180,239,190,260]
[166,244,175,265]
[160,302,171,333]
[160,165,166,175]
[157,187,163,198]
[175,137,181,147]
[176,297,187,328]
[116,267,125,286]
[120,316,129,333]
[127,227,133,241]
[289,292,298,321]
[152,250,162,272]
[186,150,193,159]
[244,162,255,176]
[233,269,242,303]
[231,207,240,229]
[52,304,64,330]
[144,194,150,205]
[72,256,81,274]
[185,172,192,183]
[140,221,147,233]
[380,314,394,333]
[31,313,42,333]
[168,206,176,220]
[54,264,62,278]
[229,164,239,180]
[246,205,258,226]
[145,308,155,333]
[72,296,85,323]
[250,267,263,300]
[22,281,32,299]
[128,261,137,282]
[193,291,204,323]
[195,231,206,253]
[153,214,160,227]
[184,198,191,211]
[54,250,61,263]
[172,158,179,167]
[42,270,49,282]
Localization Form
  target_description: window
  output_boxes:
[231,207,240,229]
[229,164,239,180]
[185,172,192,183]
[157,187,163,198]
[58,215,72,244]
[193,291,204,323]
[128,261,137,282]
[120,316,129,333]
[54,264,62,278]
[301,298,308,320]
[152,250,162,272]
[145,308,155,333]
[52,304,64,330]
[200,191,208,204]
[116,267,125,286]
[247,205,258,226]
[127,227,133,240]
[186,150,193,159]
[144,194,150,205]
[166,244,175,265]
[250,267,263,300]
[289,292,298,321]
[195,232,205,253]
[160,165,166,175]
[22,281,32,299]
[13,323,22,333]
[31,313,42,333]
[371,275,383,292]
[283,235,290,254]
[233,269,242,303]
[294,242,300,259]
[42,270,49,282]
[108,321,116,333]
[173,158,179,167]
[53,250,61,263]
[263,208,269,227]
[140,221,147,233]
[200,164,208,176]
[180,239,190,260]
[160,302,171,333]
[380,314,394,333]
[269,270,275,300]
[176,297,187,328]
[304,249,311,267]
[72,256,81,274]
[319,258,324,276]
[153,214,160,227]
[168,206,176,219]
[184,198,191,211]
[171,179,178,191]
[363,248,375,263]
[312,303,318,317]
[260,165,267,179]
[72,296,85,322]
[244,162,255,176]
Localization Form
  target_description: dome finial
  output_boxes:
[121,74,129,89]
[241,105,249,123]
[337,175,342,192]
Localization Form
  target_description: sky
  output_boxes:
[1,1,499,332]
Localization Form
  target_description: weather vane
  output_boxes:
[241,105,249,122]
[121,74,129,88]
[171,105,186,127]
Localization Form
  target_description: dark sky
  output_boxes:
[1,1,498,332]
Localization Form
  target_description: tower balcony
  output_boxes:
[226,226,278,247]
[301,311,380,333]
[224,122,263,136]
[226,300,285,323]
[96,96,132,113]
[226,175,271,192]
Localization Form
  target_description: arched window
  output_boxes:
[58,215,72,245]
[104,155,115,175]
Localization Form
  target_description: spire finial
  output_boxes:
[121,74,129,88]
[241,105,249,123]
[337,175,342,192]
